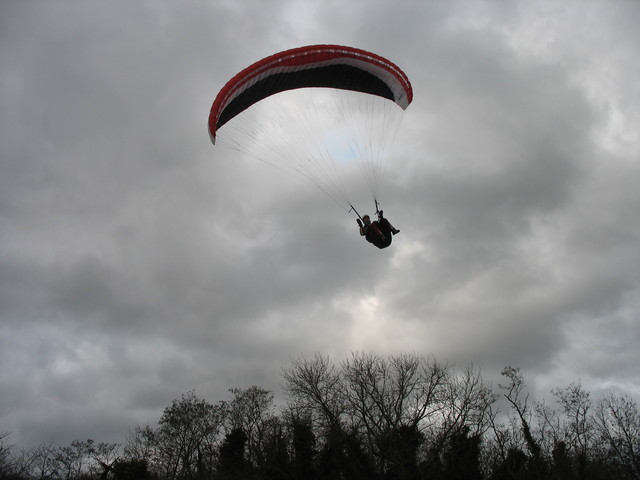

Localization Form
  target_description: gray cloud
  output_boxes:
[1,0,639,448]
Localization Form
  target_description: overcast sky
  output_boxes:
[1,0,639,449]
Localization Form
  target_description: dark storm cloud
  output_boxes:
[1,0,639,448]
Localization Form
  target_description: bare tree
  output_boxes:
[12,441,58,480]
[340,352,451,474]
[440,363,496,437]
[283,353,345,431]
[123,425,159,466]
[85,440,121,479]
[533,398,562,454]
[552,382,594,478]
[155,390,222,480]
[342,353,449,433]
[221,386,277,468]
[54,440,91,480]
[498,366,545,477]
[595,392,640,479]
[0,431,15,477]
[285,352,495,479]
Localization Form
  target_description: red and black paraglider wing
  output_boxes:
[208,44,413,143]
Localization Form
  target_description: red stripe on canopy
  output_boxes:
[209,45,412,142]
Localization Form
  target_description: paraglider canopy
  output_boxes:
[208,44,412,221]
[209,44,413,143]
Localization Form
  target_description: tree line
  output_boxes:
[2,352,639,480]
